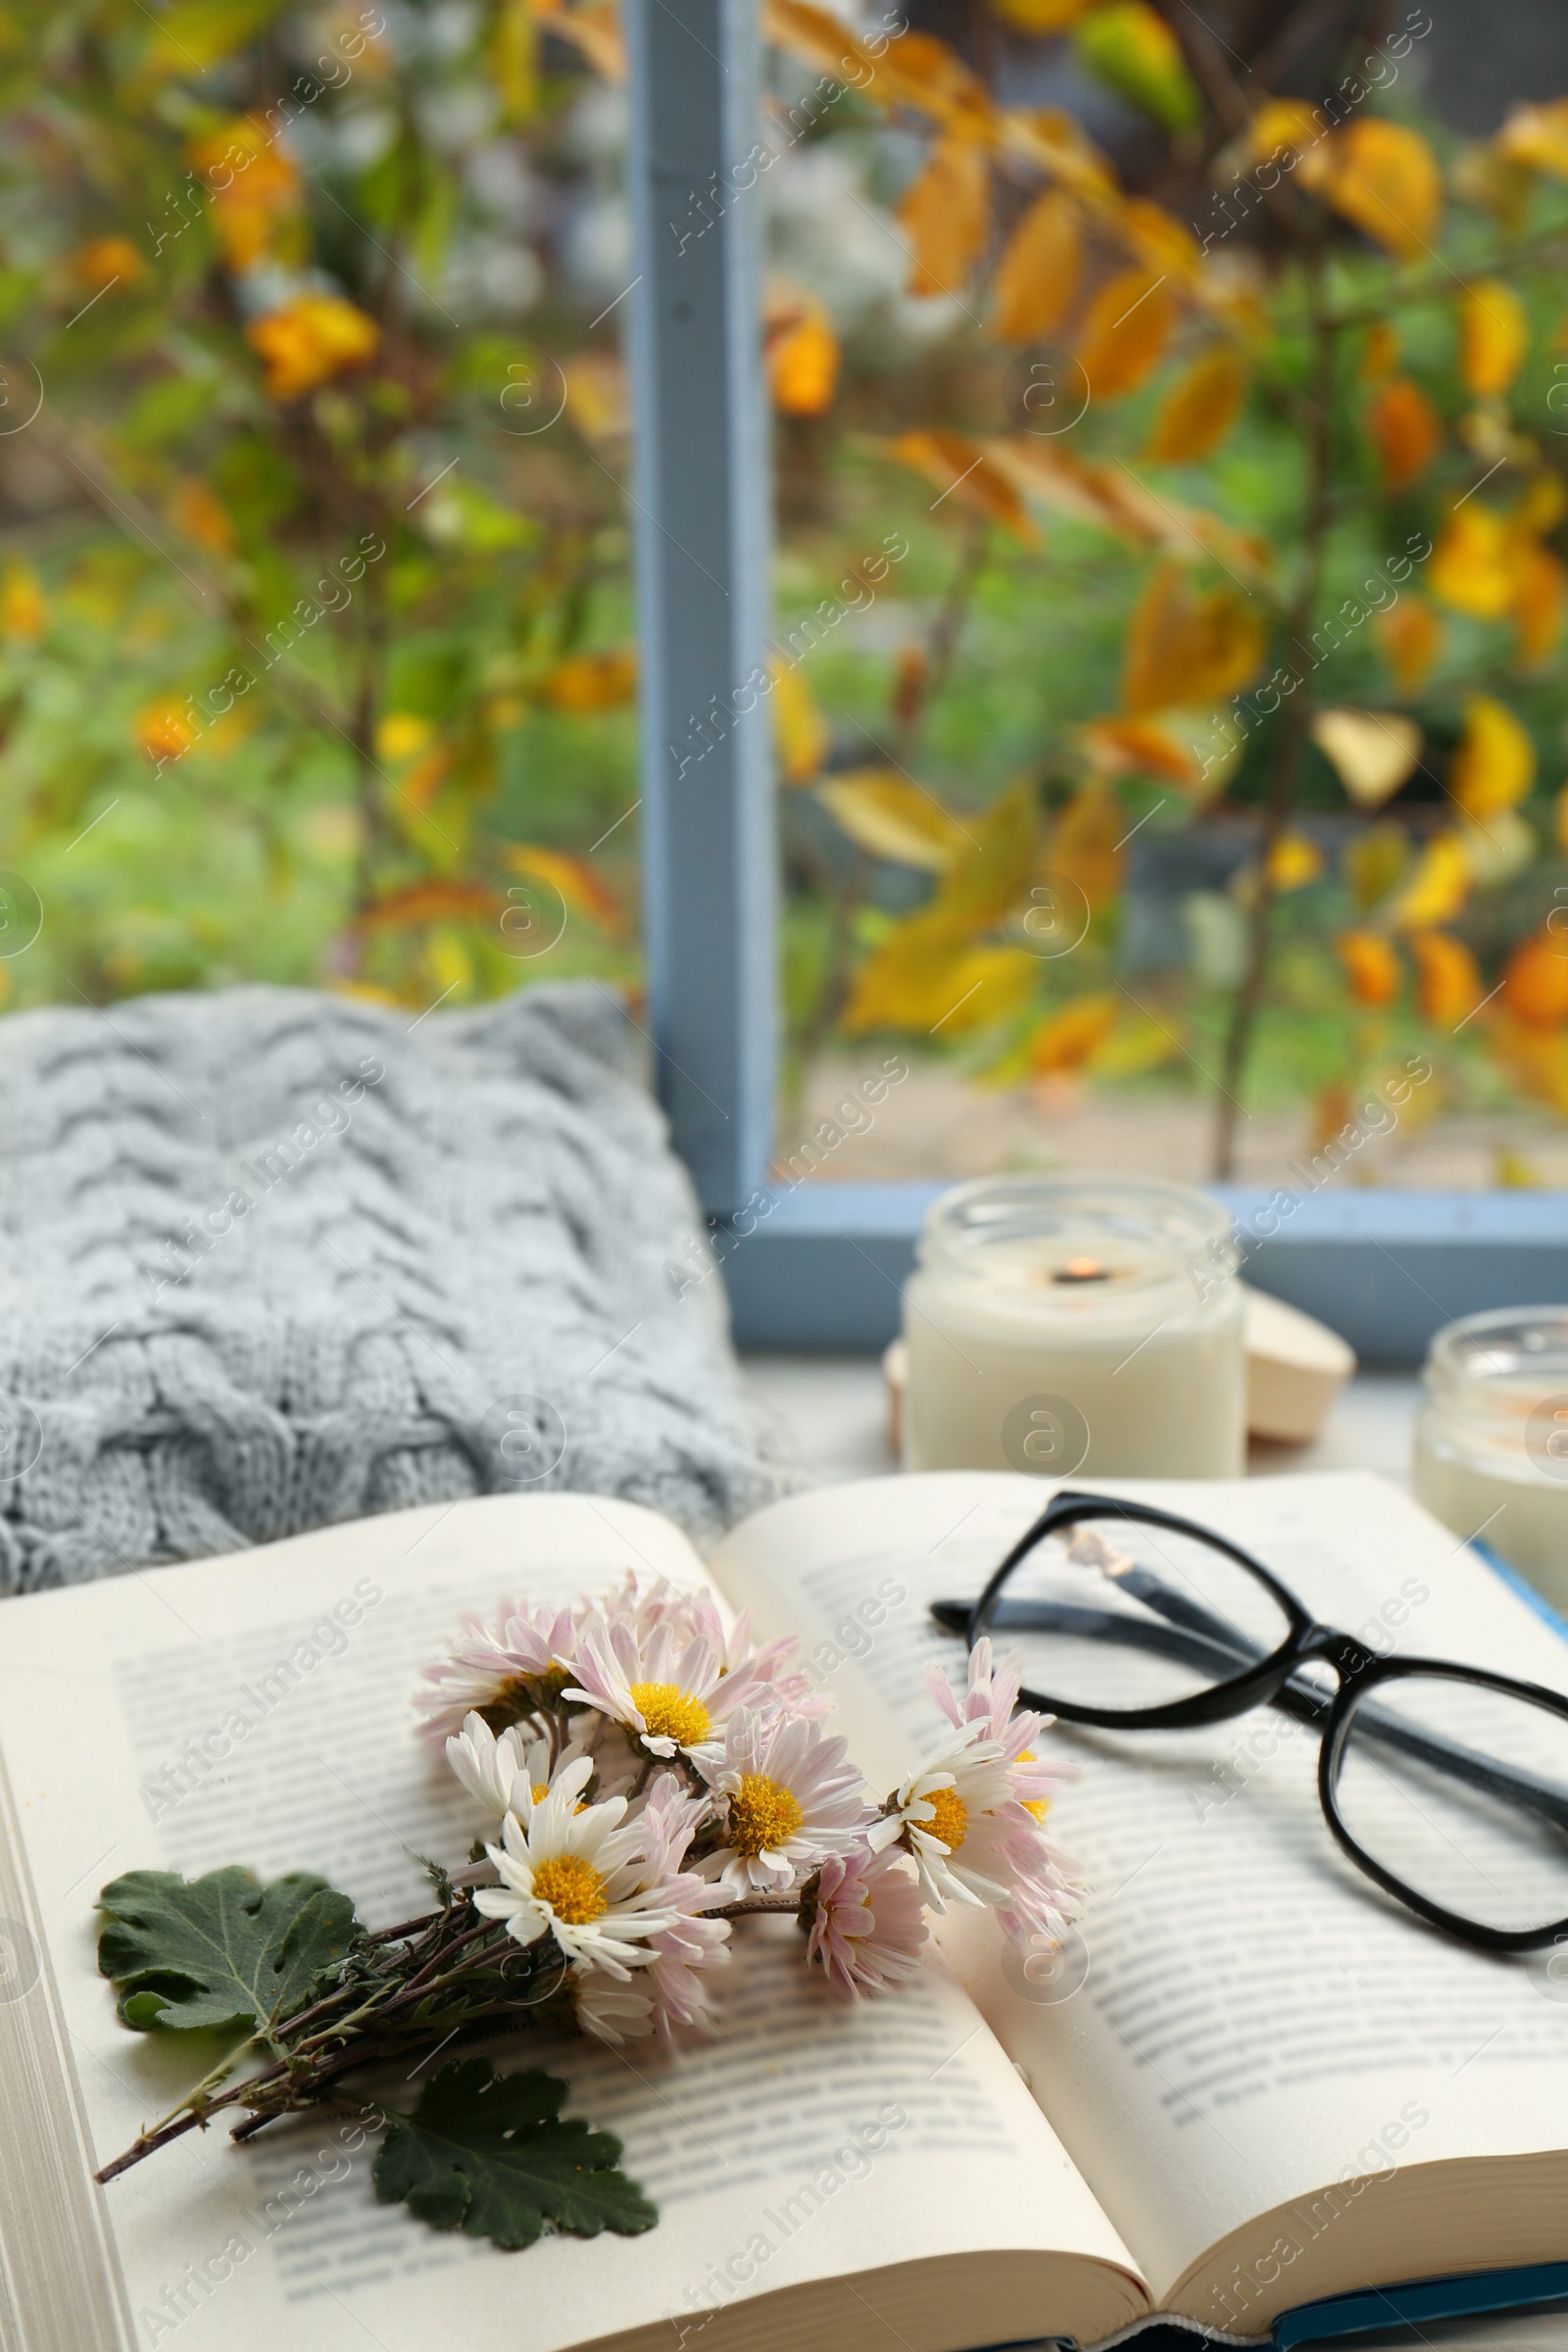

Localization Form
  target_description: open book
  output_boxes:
[2,1469,1567,2352]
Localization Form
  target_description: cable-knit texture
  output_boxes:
[0,982,769,1590]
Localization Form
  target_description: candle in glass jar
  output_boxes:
[1411,1307,1568,1608]
[902,1175,1246,1479]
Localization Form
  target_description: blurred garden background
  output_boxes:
[6,0,1568,1188]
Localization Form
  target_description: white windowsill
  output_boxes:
[739,1358,1423,1494]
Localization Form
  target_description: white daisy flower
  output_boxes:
[445,1711,590,1819]
[805,1844,928,1999]
[564,1613,762,1763]
[700,1709,868,1896]
[471,1757,682,1976]
[446,1712,530,1816]
[867,1725,1021,1913]
[571,1970,655,2045]
[416,1599,577,1747]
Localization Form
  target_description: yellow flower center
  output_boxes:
[726,1771,806,1857]
[531,1782,550,1803]
[923,1786,968,1851]
[530,1852,608,1925]
[1017,1752,1050,1823]
[629,1681,711,1748]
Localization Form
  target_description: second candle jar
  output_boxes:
[902,1174,1247,1479]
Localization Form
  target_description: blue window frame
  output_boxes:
[622,0,1568,1362]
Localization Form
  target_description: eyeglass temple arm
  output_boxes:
[931,1585,1568,1833]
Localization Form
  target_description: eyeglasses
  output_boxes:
[932,1489,1568,1954]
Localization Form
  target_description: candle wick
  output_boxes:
[1054,1258,1110,1285]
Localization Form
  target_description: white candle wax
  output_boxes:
[1411,1307,1568,1609]
[902,1177,1247,1479]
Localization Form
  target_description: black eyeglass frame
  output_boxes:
[952,1487,1568,1957]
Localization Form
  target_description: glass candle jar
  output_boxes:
[1411,1307,1568,1605]
[901,1175,1247,1479]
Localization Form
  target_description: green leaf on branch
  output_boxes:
[373,2058,659,2250]
[97,1868,361,2036]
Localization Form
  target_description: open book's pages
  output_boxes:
[710,1469,1568,2343]
[0,1491,1147,2352]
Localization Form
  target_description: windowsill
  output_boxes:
[739,1356,1422,1494]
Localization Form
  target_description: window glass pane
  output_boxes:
[768,5,1568,1194]
[0,4,633,1012]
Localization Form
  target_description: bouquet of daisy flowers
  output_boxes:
[93,1574,1082,2253]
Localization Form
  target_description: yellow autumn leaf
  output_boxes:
[504,843,621,933]
[1374,598,1444,693]
[886,430,1039,541]
[992,191,1081,346]
[1493,1018,1568,1111]
[539,646,638,711]
[1049,778,1123,908]
[1317,121,1442,261]
[1430,505,1524,618]
[0,563,48,642]
[1337,930,1402,1006]
[1075,267,1175,404]
[1146,345,1249,465]
[1073,2,1200,135]
[875,29,994,135]
[768,309,840,415]
[1266,832,1323,892]
[1115,198,1202,284]
[189,122,302,271]
[1517,470,1567,537]
[1459,279,1531,398]
[1245,100,1322,167]
[1497,99,1568,180]
[493,0,537,122]
[1343,824,1409,912]
[770,656,829,784]
[1121,564,1266,714]
[1027,992,1118,1073]
[986,0,1100,30]
[1502,935,1568,1030]
[842,773,1043,1035]
[815,771,969,871]
[1360,320,1399,381]
[1310,710,1421,809]
[245,294,378,402]
[133,698,201,764]
[931,776,1044,934]
[1409,931,1483,1028]
[1514,544,1567,667]
[1388,832,1471,931]
[845,934,1036,1035]
[377,713,432,765]
[564,352,628,442]
[1450,696,1535,821]
[898,132,991,299]
[68,235,144,295]
[1078,714,1201,787]
[1089,1009,1179,1078]
[1365,376,1442,490]
[169,478,236,558]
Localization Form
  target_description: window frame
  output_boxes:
[622,0,1568,1363]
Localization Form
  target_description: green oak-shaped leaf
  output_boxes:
[373,2058,658,2251]
[97,1867,361,2036]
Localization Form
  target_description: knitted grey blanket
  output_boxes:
[0,983,768,1590]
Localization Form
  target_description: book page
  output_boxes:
[710,1469,1568,2330]
[0,1491,1145,2352]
